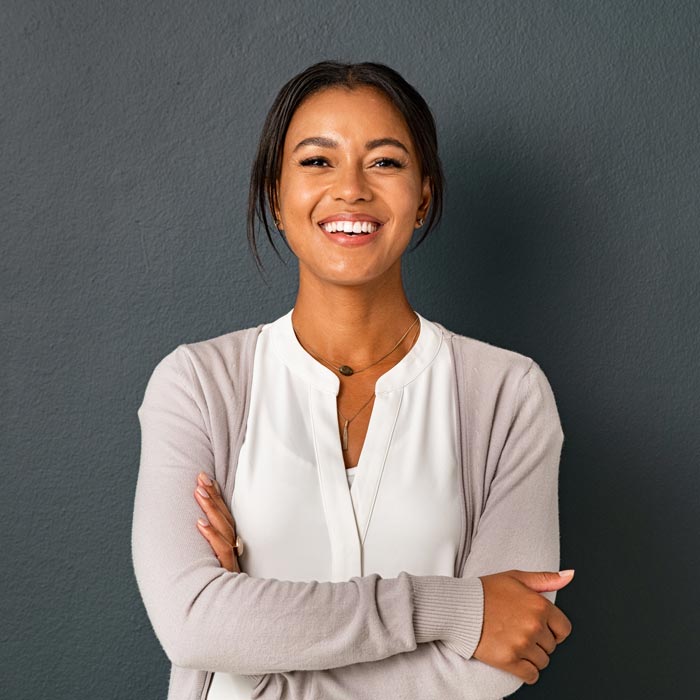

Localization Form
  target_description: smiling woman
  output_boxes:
[277,86,431,287]
[132,60,573,700]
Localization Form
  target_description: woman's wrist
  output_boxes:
[409,574,484,659]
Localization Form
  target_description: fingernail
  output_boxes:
[198,472,213,486]
[558,569,575,577]
[196,486,210,498]
[197,518,209,527]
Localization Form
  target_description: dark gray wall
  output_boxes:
[3,1,698,697]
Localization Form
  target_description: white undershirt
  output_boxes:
[345,465,358,487]
[207,310,462,699]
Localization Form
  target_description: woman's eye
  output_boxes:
[372,158,405,169]
[299,157,329,167]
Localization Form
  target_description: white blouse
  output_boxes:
[207,310,462,699]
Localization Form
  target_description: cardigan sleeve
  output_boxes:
[131,346,485,676]
[251,360,564,699]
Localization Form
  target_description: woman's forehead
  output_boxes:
[284,86,413,148]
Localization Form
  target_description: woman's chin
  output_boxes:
[296,257,386,285]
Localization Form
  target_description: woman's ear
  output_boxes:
[271,190,283,230]
[417,176,432,222]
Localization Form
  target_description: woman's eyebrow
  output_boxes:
[293,137,337,151]
[292,136,410,154]
[365,138,409,154]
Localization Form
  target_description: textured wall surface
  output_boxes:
[2,1,698,698]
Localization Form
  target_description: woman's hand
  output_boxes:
[473,570,574,685]
[194,472,241,572]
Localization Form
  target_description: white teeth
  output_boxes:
[320,221,380,234]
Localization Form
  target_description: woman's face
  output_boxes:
[276,86,431,288]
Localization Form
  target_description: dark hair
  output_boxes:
[247,60,445,270]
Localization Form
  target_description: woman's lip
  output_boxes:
[318,223,383,246]
[317,214,383,225]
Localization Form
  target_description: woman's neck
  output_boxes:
[291,271,417,369]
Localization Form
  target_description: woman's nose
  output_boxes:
[330,164,372,202]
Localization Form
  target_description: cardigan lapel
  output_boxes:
[445,331,474,577]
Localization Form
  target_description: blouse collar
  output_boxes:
[268,308,442,396]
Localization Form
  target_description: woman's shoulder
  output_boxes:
[174,323,265,382]
[431,319,562,434]
[143,324,265,398]
[183,323,264,357]
[431,319,536,381]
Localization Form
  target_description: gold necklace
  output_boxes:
[337,394,375,451]
[293,315,419,377]
[336,322,421,452]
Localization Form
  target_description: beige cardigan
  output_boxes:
[131,322,564,699]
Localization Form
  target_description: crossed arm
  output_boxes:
[133,347,485,678]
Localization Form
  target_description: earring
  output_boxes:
[416,217,425,227]
[275,219,282,229]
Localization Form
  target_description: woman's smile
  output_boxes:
[317,212,384,246]
[318,213,383,233]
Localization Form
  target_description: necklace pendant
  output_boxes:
[338,365,354,376]
[342,420,349,451]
